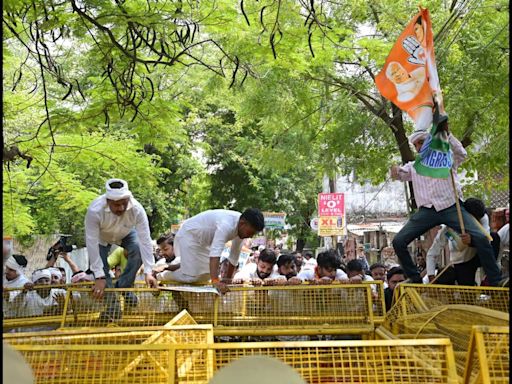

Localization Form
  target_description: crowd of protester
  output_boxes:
[5,208,508,324]
[3,177,509,331]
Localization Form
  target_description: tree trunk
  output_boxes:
[296,237,305,252]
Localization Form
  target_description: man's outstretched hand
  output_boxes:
[145,273,159,288]
[213,280,230,295]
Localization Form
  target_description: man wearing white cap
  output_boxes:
[85,178,157,301]
[3,255,32,317]
[4,255,31,290]
[390,123,502,286]
[48,267,63,285]
[2,242,35,384]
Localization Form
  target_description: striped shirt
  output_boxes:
[394,134,467,212]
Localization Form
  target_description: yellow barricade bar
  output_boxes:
[11,338,459,384]
[4,284,385,336]
[395,283,509,313]
[463,325,509,384]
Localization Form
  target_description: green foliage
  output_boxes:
[2,0,508,248]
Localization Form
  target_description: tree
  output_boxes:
[3,0,508,245]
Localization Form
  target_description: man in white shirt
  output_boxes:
[2,243,35,384]
[157,208,264,293]
[302,251,317,270]
[426,198,493,285]
[153,235,180,276]
[233,248,279,284]
[11,269,67,323]
[297,250,348,283]
[3,255,32,318]
[497,208,509,262]
[85,179,157,301]
[3,255,31,290]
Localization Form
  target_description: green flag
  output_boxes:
[413,106,452,178]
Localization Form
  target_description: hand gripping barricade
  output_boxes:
[4,283,386,338]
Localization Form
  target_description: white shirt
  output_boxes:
[85,195,154,278]
[426,214,490,276]
[155,257,180,267]
[15,288,67,317]
[394,135,466,212]
[3,274,32,318]
[233,263,280,281]
[303,258,317,270]
[297,268,348,281]
[498,223,509,257]
[176,210,244,276]
[3,274,30,289]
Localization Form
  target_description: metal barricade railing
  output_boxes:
[4,310,210,345]
[463,326,509,384]
[4,284,384,336]
[3,325,214,345]
[211,283,376,336]
[378,290,509,377]
[11,338,459,384]
[395,284,509,313]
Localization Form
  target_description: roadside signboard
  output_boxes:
[263,212,287,230]
[318,193,346,236]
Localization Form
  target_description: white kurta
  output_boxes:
[3,274,32,318]
[233,263,280,281]
[171,210,244,279]
[297,268,348,281]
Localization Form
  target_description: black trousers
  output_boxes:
[436,232,501,286]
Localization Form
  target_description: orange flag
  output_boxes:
[375,8,444,131]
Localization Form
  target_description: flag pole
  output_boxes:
[429,262,453,284]
[450,169,465,234]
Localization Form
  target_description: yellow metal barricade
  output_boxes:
[14,344,177,384]
[2,285,73,332]
[59,287,186,328]
[463,326,509,384]
[379,290,509,376]
[211,283,376,336]
[396,283,509,313]
[368,280,386,324]
[168,309,198,325]
[11,338,459,383]
[3,325,214,346]
[5,283,384,336]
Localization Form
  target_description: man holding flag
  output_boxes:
[376,8,502,286]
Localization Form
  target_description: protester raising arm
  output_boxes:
[61,253,82,274]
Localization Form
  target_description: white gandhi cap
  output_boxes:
[105,178,132,201]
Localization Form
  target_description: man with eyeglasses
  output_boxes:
[85,179,158,304]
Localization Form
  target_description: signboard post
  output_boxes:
[317,193,346,237]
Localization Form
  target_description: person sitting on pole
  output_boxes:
[390,120,502,286]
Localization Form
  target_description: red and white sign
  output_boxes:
[318,193,345,216]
